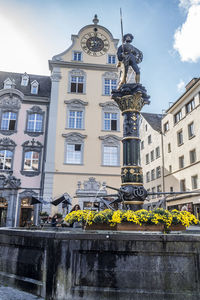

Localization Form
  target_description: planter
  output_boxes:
[83,223,117,231]
[84,223,186,231]
[117,223,164,231]
[168,224,186,231]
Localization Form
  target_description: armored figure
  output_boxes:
[117,33,143,87]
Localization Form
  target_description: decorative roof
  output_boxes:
[0,71,51,98]
[141,112,163,132]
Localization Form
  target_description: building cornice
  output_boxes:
[166,78,200,113]
[49,60,117,72]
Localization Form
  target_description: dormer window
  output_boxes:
[21,73,29,86]
[31,80,39,94]
[4,78,15,89]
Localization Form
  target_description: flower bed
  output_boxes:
[64,208,199,231]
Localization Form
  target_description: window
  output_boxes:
[150,150,154,161]
[177,130,183,146]
[24,151,39,171]
[185,98,195,114]
[141,141,144,150]
[69,111,83,129]
[168,143,171,153]
[21,139,43,176]
[148,135,152,144]
[3,78,15,89]
[73,51,82,61]
[65,99,88,130]
[151,169,155,181]
[108,55,116,64]
[0,150,13,170]
[180,179,186,192]
[27,113,43,132]
[66,144,82,164]
[190,149,196,164]
[71,76,84,93]
[146,171,150,183]
[155,146,160,158]
[103,146,118,166]
[69,69,86,94]
[31,80,39,94]
[191,175,198,189]
[104,78,117,95]
[163,121,169,132]
[156,166,161,178]
[152,187,156,199]
[169,165,172,173]
[179,156,184,169]
[188,122,194,138]
[157,185,162,197]
[21,73,29,86]
[99,135,120,167]
[104,112,117,131]
[170,186,173,192]
[145,124,148,131]
[63,132,86,165]
[146,153,149,164]
[1,112,16,131]
[174,110,182,124]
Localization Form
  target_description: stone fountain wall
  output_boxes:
[0,228,200,299]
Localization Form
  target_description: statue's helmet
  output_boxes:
[123,33,134,42]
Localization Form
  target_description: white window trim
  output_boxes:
[99,134,121,167]
[99,101,120,132]
[62,132,87,165]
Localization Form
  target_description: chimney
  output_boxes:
[185,78,198,91]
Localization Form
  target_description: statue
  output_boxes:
[117,33,143,87]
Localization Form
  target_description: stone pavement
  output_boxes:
[0,284,44,300]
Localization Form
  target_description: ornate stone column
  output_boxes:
[112,84,150,210]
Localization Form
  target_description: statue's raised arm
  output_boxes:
[117,33,143,87]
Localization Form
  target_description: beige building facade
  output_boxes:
[162,78,200,216]
[43,16,123,211]
[140,78,200,217]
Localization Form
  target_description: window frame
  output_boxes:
[72,51,82,61]
[179,155,184,169]
[21,139,43,177]
[63,132,87,165]
[180,179,186,192]
[65,99,88,130]
[102,72,118,96]
[177,130,183,146]
[100,101,120,132]
[156,166,161,178]
[0,138,16,172]
[155,146,160,158]
[25,106,45,137]
[99,135,121,167]
[107,54,116,64]
[191,175,198,189]
[174,110,182,124]
[148,135,152,144]
[188,122,194,139]
[68,69,86,94]
[30,80,39,95]
[189,149,196,164]
[185,98,195,114]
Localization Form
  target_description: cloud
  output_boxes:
[173,0,200,62]
[177,79,185,92]
[179,0,200,10]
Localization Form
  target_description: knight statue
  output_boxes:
[117,33,143,87]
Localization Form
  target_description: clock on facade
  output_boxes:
[81,32,109,56]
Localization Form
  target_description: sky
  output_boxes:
[0,0,200,113]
